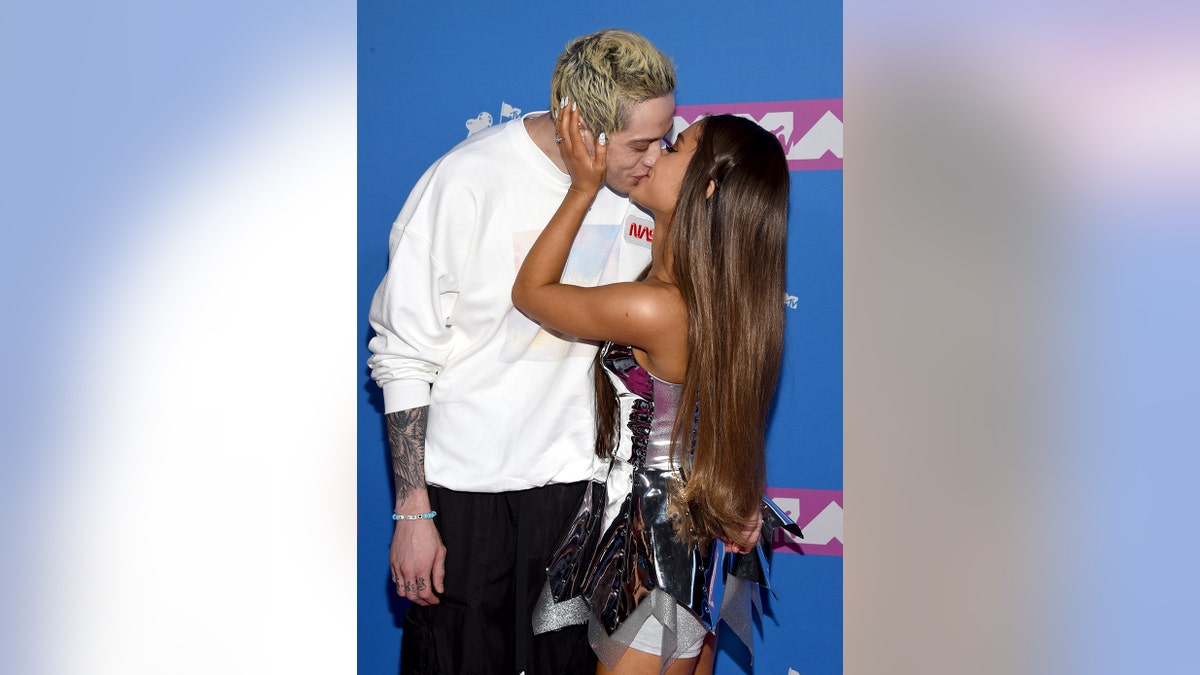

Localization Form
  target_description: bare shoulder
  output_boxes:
[627,281,688,382]
[626,279,686,325]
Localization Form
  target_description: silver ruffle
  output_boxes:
[534,474,803,672]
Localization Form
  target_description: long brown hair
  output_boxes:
[595,114,791,546]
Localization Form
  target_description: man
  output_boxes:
[367,29,677,674]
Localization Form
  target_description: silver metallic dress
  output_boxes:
[533,343,802,671]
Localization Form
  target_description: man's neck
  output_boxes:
[523,112,568,174]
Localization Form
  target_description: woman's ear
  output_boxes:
[706,180,716,199]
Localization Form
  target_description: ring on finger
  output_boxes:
[554,134,562,144]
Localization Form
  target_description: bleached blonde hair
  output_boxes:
[549,29,676,137]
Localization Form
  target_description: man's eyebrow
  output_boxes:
[624,136,663,145]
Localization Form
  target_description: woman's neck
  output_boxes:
[646,211,675,284]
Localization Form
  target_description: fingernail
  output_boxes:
[560,96,567,108]
[571,101,577,111]
[598,132,606,146]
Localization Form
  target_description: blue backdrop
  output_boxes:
[359,2,842,672]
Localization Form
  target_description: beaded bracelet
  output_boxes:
[392,510,437,521]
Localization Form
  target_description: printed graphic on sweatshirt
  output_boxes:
[465,101,524,137]
[502,223,622,362]
[672,99,843,171]
[623,211,654,250]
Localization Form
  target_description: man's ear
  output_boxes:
[706,180,716,199]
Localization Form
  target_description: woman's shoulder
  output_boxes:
[625,279,686,324]
[623,280,688,382]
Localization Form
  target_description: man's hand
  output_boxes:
[390,518,446,605]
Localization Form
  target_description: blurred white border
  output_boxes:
[33,48,356,675]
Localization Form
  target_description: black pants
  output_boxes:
[400,482,596,675]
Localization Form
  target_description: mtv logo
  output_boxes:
[735,111,794,151]
[500,101,522,121]
[737,110,842,162]
[674,100,843,171]
[670,111,798,152]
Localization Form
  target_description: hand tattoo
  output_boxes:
[387,406,429,504]
[415,578,427,591]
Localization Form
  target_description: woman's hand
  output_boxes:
[556,96,607,197]
[723,505,765,554]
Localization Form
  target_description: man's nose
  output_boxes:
[643,145,663,166]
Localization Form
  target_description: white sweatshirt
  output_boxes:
[367,113,655,492]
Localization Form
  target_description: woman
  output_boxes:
[512,98,799,674]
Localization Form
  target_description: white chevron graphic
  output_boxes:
[786,110,843,161]
[800,501,843,545]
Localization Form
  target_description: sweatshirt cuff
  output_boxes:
[382,380,433,414]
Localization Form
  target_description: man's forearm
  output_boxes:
[386,406,429,505]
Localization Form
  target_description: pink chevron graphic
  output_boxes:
[765,487,843,557]
[673,99,843,171]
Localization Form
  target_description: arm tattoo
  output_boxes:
[387,406,429,504]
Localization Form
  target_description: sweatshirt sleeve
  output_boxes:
[367,161,475,414]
